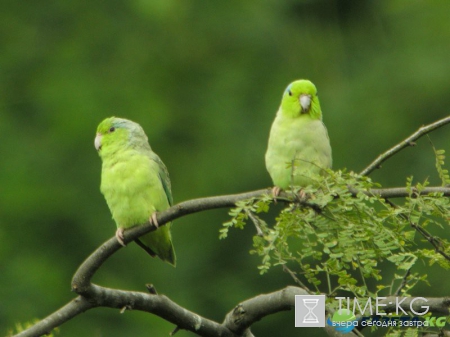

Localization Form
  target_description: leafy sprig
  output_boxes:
[222,148,450,301]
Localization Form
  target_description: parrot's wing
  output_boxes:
[150,152,173,206]
[134,151,174,262]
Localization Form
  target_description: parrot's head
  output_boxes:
[280,79,322,119]
[95,117,150,157]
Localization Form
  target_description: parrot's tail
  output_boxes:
[135,238,176,267]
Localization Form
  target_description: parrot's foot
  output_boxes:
[116,227,126,246]
[298,189,306,199]
[271,186,281,203]
[149,212,159,228]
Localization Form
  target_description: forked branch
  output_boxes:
[12,184,450,337]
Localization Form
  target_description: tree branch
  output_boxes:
[71,185,450,293]
[13,297,96,337]
[13,285,239,337]
[13,285,319,337]
[381,296,450,316]
[71,189,276,293]
[223,286,308,335]
[360,116,450,176]
[363,186,450,198]
[12,186,450,336]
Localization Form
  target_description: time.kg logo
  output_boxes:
[295,295,326,327]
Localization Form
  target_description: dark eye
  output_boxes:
[109,127,115,133]
[288,90,292,96]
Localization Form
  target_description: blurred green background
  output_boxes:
[2,0,450,336]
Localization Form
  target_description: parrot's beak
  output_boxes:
[299,94,312,113]
[95,133,102,151]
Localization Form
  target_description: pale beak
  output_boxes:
[94,133,102,151]
[299,94,312,113]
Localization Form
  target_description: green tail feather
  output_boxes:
[135,226,176,266]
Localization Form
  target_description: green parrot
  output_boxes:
[265,79,332,196]
[95,117,176,266]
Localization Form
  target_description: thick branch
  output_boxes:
[71,189,275,292]
[222,286,358,337]
[14,284,241,337]
[14,186,450,337]
[81,284,240,337]
[360,116,450,176]
[72,186,450,292]
[13,297,96,337]
[13,284,450,337]
[223,286,308,334]
[14,285,339,337]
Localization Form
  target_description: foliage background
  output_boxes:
[1,1,449,336]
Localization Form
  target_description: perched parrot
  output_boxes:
[265,79,332,196]
[95,117,176,266]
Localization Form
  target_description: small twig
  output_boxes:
[411,221,450,261]
[170,326,181,336]
[245,209,264,236]
[351,328,366,337]
[120,305,132,314]
[145,284,158,295]
[360,116,450,176]
[385,199,450,262]
[394,268,411,296]
[282,265,311,292]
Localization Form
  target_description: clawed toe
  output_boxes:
[150,213,159,228]
[271,186,281,203]
[115,227,126,246]
[298,189,306,199]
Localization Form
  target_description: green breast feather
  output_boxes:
[96,117,176,266]
[265,80,332,190]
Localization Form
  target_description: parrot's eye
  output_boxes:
[109,127,115,133]
[288,90,292,96]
